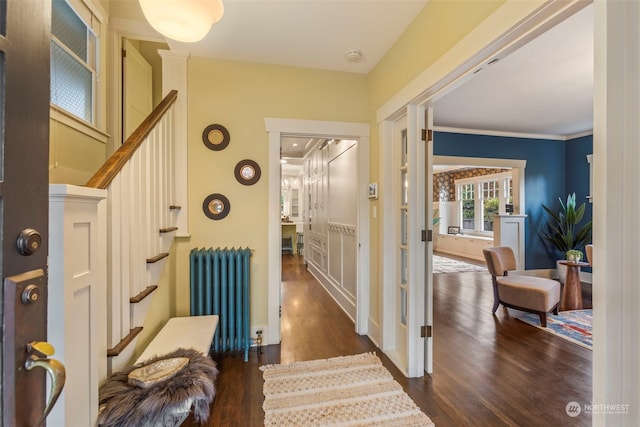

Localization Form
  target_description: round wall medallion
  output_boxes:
[202,124,230,151]
[203,193,230,220]
[234,159,261,185]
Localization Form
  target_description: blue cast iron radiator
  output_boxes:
[189,247,252,361]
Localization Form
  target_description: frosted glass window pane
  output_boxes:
[401,129,408,165]
[400,248,407,284]
[401,170,408,205]
[52,0,87,61]
[51,43,92,122]
[400,209,407,245]
[0,0,6,36]
[400,287,407,326]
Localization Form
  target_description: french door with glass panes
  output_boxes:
[384,109,429,377]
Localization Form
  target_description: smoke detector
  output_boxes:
[345,50,363,62]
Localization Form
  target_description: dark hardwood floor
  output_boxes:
[189,254,592,426]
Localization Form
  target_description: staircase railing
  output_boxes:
[86,89,179,373]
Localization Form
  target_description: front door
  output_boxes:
[1,0,54,424]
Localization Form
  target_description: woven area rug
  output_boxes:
[514,309,592,350]
[433,254,486,274]
[260,352,434,426]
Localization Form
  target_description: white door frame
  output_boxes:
[264,118,370,345]
[593,0,640,423]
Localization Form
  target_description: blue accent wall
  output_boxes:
[434,131,593,269]
[566,135,593,226]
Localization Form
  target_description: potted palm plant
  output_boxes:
[541,193,592,281]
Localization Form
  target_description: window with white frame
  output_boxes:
[457,172,512,234]
[460,183,475,231]
[51,0,98,124]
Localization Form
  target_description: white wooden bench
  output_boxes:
[135,315,219,364]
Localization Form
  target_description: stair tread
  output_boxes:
[147,253,169,263]
[130,285,158,303]
[107,326,143,357]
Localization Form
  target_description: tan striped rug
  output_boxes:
[260,352,434,426]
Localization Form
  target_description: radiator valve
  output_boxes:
[255,330,263,355]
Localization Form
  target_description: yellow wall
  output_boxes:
[49,118,106,185]
[172,58,369,326]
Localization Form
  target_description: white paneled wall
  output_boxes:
[48,184,107,427]
[304,139,358,319]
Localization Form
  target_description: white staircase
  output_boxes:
[85,90,180,374]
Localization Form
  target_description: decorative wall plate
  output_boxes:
[234,159,261,185]
[203,193,230,220]
[202,124,230,151]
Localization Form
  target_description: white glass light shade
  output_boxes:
[139,0,224,43]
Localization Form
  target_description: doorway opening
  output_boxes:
[265,118,369,346]
[280,135,360,322]
[432,159,523,272]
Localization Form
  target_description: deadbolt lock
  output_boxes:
[21,284,40,304]
[16,228,42,256]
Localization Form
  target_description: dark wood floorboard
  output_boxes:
[185,254,592,426]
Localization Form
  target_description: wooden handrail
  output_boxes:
[85,90,178,189]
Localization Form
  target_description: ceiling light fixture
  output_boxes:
[139,0,224,43]
[345,50,363,63]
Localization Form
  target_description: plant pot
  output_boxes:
[556,260,567,284]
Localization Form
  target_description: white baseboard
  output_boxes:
[367,318,380,347]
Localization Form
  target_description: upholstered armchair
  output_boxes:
[483,247,561,327]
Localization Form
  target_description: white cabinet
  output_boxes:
[493,215,527,270]
[289,187,301,221]
[435,233,493,261]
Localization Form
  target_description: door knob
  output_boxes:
[25,341,66,427]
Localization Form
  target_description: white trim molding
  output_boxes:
[593,0,640,423]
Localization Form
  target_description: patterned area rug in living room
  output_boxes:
[433,254,487,274]
[261,353,434,426]
[514,309,592,350]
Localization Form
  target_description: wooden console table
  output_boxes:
[558,260,590,311]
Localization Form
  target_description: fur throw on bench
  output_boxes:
[98,348,218,426]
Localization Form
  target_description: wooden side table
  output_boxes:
[558,260,590,311]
